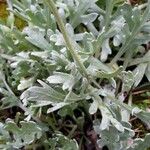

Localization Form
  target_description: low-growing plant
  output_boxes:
[0,0,150,149]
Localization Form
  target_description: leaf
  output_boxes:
[101,39,111,62]
[20,81,66,105]
[134,34,150,45]
[96,66,123,79]
[70,0,98,28]
[50,30,65,46]
[4,119,42,148]
[0,88,18,109]
[21,80,84,112]
[81,13,98,25]
[58,104,78,117]
[47,102,68,113]
[92,92,126,133]
[121,71,135,92]
[47,72,75,91]
[23,26,52,50]
[17,77,34,91]
[145,63,150,82]
[113,34,123,46]
[87,57,112,76]
[89,100,98,114]
[127,134,150,150]
[141,22,150,32]
[134,110,150,126]
[133,63,148,87]
[48,133,79,150]
[99,104,124,132]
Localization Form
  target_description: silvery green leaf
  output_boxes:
[47,102,68,113]
[81,32,95,53]
[134,34,150,45]
[133,63,148,87]
[101,39,111,62]
[145,63,150,82]
[58,8,66,19]
[4,120,42,149]
[23,27,52,50]
[113,34,123,46]
[70,0,98,28]
[129,50,150,66]
[121,71,135,92]
[127,134,150,150]
[119,4,134,30]
[0,122,11,149]
[121,108,130,123]
[88,57,112,75]
[50,30,65,46]
[17,77,34,91]
[100,111,110,130]
[110,78,117,88]
[141,22,150,32]
[66,23,74,38]
[131,107,142,115]
[99,105,124,132]
[134,111,150,126]
[105,26,118,39]
[31,51,50,59]
[20,81,66,106]
[51,51,69,66]
[0,89,18,110]
[132,7,141,25]
[87,58,100,73]
[98,15,105,27]
[47,72,75,91]
[81,13,98,25]
[97,127,120,150]
[21,80,84,107]
[49,133,79,150]
[66,23,84,41]
[89,100,98,114]
[96,66,123,79]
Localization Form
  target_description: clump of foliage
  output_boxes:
[0,0,150,149]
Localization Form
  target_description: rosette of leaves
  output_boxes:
[0,0,150,149]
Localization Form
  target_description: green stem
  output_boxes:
[105,0,114,31]
[44,0,89,78]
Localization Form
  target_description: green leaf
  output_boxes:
[20,80,66,105]
[127,134,150,150]
[101,39,111,62]
[121,71,135,92]
[89,100,98,114]
[47,72,75,91]
[4,119,42,148]
[81,13,98,25]
[99,105,124,132]
[96,66,123,79]
[17,77,34,91]
[0,88,18,110]
[23,26,52,50]
[145,63,150,82]
[21,80,84,112]
[133,63,148,87]
[48,132,79,150]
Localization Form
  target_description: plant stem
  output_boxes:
[44,0,89,78]
[105,0,114,31]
